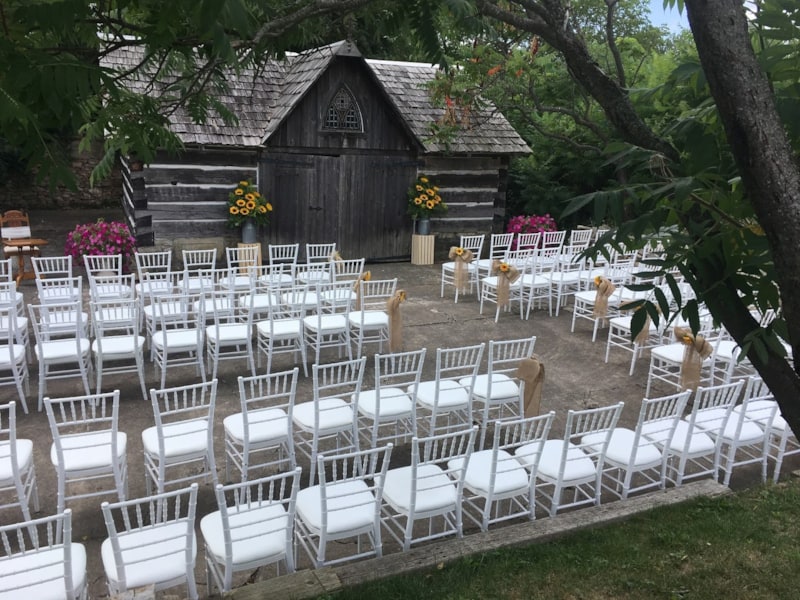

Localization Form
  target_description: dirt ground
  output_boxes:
[7,209,791,599]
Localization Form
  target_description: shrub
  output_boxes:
[64,219,137,272]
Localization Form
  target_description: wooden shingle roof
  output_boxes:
[102,41,530,155]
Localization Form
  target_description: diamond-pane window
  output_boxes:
[323,87,363,132]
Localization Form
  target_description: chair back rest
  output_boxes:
[358,278,398,312]
[542,230,566,250]
[631,391,692,462]
[44,391,122,473]
[84,253,123,276]
[744,375,771,400]
[686,381,744,440]
[0,509,80,598]
[458,234,485,258]
[331,258,365,284]
[135,250,172,278]
[315,280,354,314]
[255,263,293,289]
[488,233,515,259]
[516,232,541,251]
[316,445,393,530]
[31,255,73,278]
[226,245,260,274]
[182,248,217,271]
[0,210,32,240]
[434,343,485,395]
[100,484,199,591]
[306,242,337,263]
[268,243,299,266]
[28,300,86,342]
[491,412,554,484]
[35,275,82,305]
[408,426,478,507]
[560,403,624,473]
[310,357,366,431]
[213,468,301,571]
[151,291,200,332]
[149,380,217,460]
[488,336,537,379]
[237,368,299,450]
[91,296,139,339]
[87,271,134,302]
[374,348,427,403]
[0,258,13,282]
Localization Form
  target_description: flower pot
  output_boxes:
[417,218,431,235]
[241,220,258,244]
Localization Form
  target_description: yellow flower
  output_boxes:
[433,186,439,192]
[426,200,435,209]
[682,334,693,345]
[234,188,244,196]
[414,198,423,205]
[240,208,250,216]
[594,275,602,286]
[266,203,273,211]
[416,184,424,192]
[364,272,372,281]
[420,177,429,183]
[258,205,267,213]
[455,247,464,256]
[236,198,246,207]
[245,193,255,202]
[239,180,249,186]
[420,194,429,201]
[426,188,435,196]
[246,200,256,210]
[229,206,239,215]
[499,263,510,273]
[398,290,407,302]
[434,195,442,202]
[254,191,261,198]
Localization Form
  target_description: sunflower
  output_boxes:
[234,188,244,196]
[455,247,464,256]
[266,203,273,211]
[245,193,256,202]
[594,275,602,286]
[240,208,250,216]
[236,198,246,207]
[416,184,424,192]
[245,200,256,210]
[229,206,239,215]
[426,188,435,196]
[499,262,510,273]
[258,205,267,213]
[239,180,249,186]
[420,176,429,183]
[426,200,435,209]
[414,197,423,205]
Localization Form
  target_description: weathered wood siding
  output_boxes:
[133,148,258,243]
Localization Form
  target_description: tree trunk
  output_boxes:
[685,0,800,435]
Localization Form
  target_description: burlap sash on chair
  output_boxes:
[516,355,545,417]
[330,250,343,262]
[674,326,713,391]
[491,259,520,307]
[448,247,474,293]
[620,301,652,344]
[352,271,371,310]
[592,276,616,321]
[387,289,407,352]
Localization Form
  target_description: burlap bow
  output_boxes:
[516,355,545,417]
[330,250,343,262]
[491,259,521,307]
[448,247,474,293]
[352,271,371,310]
[387,289,407,352]
[592,276,616,321]
[674,326,713,391]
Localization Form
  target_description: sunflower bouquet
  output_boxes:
[406,175,447,220]
[227,180,273,228]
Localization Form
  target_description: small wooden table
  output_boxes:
[3,238,49,285]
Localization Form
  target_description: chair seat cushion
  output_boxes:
[206,323,250,344]
[0,344,27,367]
[37,338,90,361]
[0,542,86,600]
[200,503,289,565]
[223,408,288,445]
[302,314,347,333]
[382,464,456,514]
[347,311,389,329]
[451,449,529,496]
[356,388,412,419]
[256,318,302,338]
[293,399,353,434]
[533,439,598,483]
[0,439,33,483]
[464,374,519,401]
[50,431,127,472]
[414,380,469,410]
[141,420,209,460]
[645,420,715,455]
[692,408,765,443]
[92,335,145,357]
[583,428,662,468]
[296,480,375,535]
[101,522,197,589]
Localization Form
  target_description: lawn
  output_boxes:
[324,479,800,599]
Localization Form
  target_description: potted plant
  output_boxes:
[64,219,137,273]
[226,180,272,243]
[407,174,447,235]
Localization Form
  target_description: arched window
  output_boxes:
[323,87,363,132]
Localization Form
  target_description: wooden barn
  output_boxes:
[106,41,530,260]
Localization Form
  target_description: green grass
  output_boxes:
[324,480,800,599]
